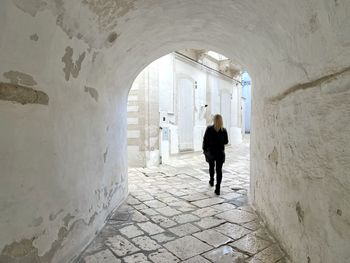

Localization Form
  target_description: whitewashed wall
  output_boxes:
[1,1,349,262]
[127,53,242,166]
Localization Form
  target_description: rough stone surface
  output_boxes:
[168,223,200,237]
[131,236,160,251]
[164,236,212,260]
[62,46,86,81]
[123,253,150,263]
[156,206,181,217]
[1,1,350,262]
[216,210,257,224]
[181,255,211,263]
[29,33,39,41]
[151,232,176,243]
[119,225,144,238]
[193,229,233,247]
[137,222,164,235]
[12,0,47,17]
[3,71,37,86]
[249,244,285,263]
[105,235,140,257]
[75,146,287,262]
[83,249,120,263]
[148,248,180,263]
[172,213,200,224]
[192,197,225,208]
[230,234,272,256]
[84,86,99,102]
[214,223,251,240]
[0,82,49,105]
[150,215,177,228]
[203,246,246,263]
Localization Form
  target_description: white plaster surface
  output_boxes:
[230,127,243,145]
[0,0,349,262]
[127,52,241,167]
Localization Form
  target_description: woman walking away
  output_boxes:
[202,114,229,195]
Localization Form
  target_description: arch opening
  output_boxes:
[126,49,250,168]
[0,1,349,262]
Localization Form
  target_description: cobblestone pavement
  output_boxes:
[77,139,288,263]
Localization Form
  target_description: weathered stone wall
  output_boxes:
[0,0,349,262]
[127,60,160,168]
[251,66,350,263]
[0,1,130,262]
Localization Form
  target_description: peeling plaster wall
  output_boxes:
[0,1,129,262]
[0,0,349,262]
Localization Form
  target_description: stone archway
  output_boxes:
[0,1,349,262]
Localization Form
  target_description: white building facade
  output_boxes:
[127,52,243,167]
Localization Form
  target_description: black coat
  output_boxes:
[202,125,229,162]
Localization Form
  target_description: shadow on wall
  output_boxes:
[0,0,349,262]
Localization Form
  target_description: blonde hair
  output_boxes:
[213,114,224,132]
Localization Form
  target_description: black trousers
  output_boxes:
[209,159,223,188]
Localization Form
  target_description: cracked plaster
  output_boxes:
[0,0,349,262]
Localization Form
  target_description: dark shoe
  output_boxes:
[209,179,214,187]
[214,188,220,195]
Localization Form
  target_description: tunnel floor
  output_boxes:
[76,138,288,263]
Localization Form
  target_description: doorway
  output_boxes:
[177,77,194,152]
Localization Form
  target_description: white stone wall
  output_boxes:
[127,74,145,167]
[127,53,242,167]
[0,1,129,262]
[1,0,349,262]
[127,60,160,167]
[173,55,207,153]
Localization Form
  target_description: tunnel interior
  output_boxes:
[0,0,349,262]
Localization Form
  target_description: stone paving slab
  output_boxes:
[124,253,150,263]
[191,197,225,208]
[194,216,226,229]
[83,249,120,263]
[169,223,200,237]
[214,222,251,240]
[181,193,208,202]
[130,210,149,222]
[243,220,261,231]
[75,141,288,263]
[248,244,285,262]
[211,202,237,211]
[139,208,159,216]
[202,245,246,262]
[172,213,200,224]
[164,236,212,260]
[119,225,144,238]
[150,215,177,228]
[105,235,140,257]
[148,248,180,263]
[156,206,182,216]
[230,234,272,256]
[253,228,276,243]
[191,207,221,218]
[137,222,165,235]
[193,229,233,247]
[216,209,257,224]
[181,255,211,263]
[151,232,177,243]
[131,236,161,251]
